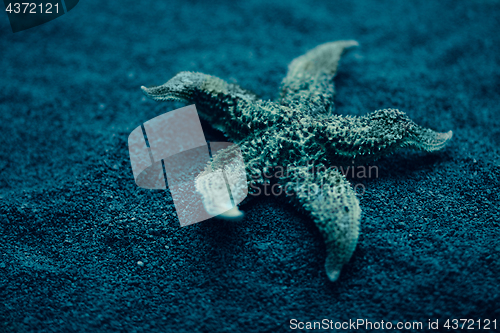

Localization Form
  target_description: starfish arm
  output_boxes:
[279,40,359,115]
[305,109,453,165]
[141,71,262,142]
[280,165,361,282]
[195,143,249,217]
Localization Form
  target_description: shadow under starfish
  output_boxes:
[141,40,452,282]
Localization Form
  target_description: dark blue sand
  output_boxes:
[1,0,499,332]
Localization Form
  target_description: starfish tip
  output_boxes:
[326,267,342,282]
[346,40,359,47]
[217,206,245,221]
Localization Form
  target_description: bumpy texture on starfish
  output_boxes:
[141,40,452,282]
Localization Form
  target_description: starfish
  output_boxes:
[141,40,452,281]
